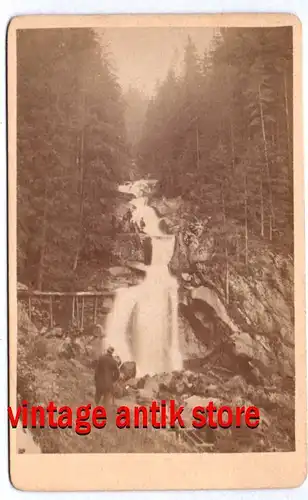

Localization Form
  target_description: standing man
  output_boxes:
[94,346,120,407]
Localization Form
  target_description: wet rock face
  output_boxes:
[150,198,214,275]
[148,196,294,386]
[169,230,215,275]
[158,218,174,234]
[143,236,153,265]
[180,282,294,384]
[169,231,191,273]
[111,234,144,265]
[178,312,208,358]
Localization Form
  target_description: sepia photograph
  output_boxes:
[8,13,305,491]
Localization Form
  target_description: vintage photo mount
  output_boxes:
[7,13,306,491]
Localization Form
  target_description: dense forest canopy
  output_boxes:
[17,28,129,290]
[17,27,293,294]
[137,28,293,259]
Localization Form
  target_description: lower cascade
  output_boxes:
[105,180,183,376]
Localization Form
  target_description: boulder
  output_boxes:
[181,395,225,428]
[156,373,174,392]
[231,332,276,373]
[143,377,160,397]
[190,286,239,334]
[171,371,191,394]
[206,384,219,397]
[156,370,198,396]
[136,388,154,405]
[184,395,223,409]
[224,375,247,393]
[113,381,128,398]
[232,332,255,358]
[194,374,211,396]
[143,236,153,265]
[124,377,138,389]
[120,361,137,381]
[136,375,150,389]
[159,218,174,234]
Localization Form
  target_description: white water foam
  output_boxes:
[105,180,183,376]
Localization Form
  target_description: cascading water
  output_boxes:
[105,180,183,376]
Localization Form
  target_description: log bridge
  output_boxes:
[17,289,115,330]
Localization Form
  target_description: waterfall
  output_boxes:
[104,180,183,376]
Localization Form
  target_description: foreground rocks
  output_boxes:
[120,361,137,380]
[17,296,294,453]
[113,366,294,452]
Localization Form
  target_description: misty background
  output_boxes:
[96,27,215,95]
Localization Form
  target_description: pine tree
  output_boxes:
[17,28,128,290]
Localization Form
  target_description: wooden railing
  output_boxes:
[17,289,115,330]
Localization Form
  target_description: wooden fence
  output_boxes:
[17,290,115,330]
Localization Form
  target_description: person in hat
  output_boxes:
[94,346,120,407]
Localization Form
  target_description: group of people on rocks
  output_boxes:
[123,208,146,234]
[112,207,146,235]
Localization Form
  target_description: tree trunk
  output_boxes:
[258,83,275,238]
[235,228,240,264]
[271,122,275,147]
[221,183,229,304]
[229,118,235,170]
[196,123,200,170]
[73,91,86,272]
[260,178,264,237]
[244,168,248,269]
[73,127,85,272]
[37,181,48,290]
[283,68,293,197]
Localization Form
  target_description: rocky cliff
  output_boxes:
[149,196,295,451]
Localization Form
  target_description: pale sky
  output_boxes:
[95,27,215,96]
